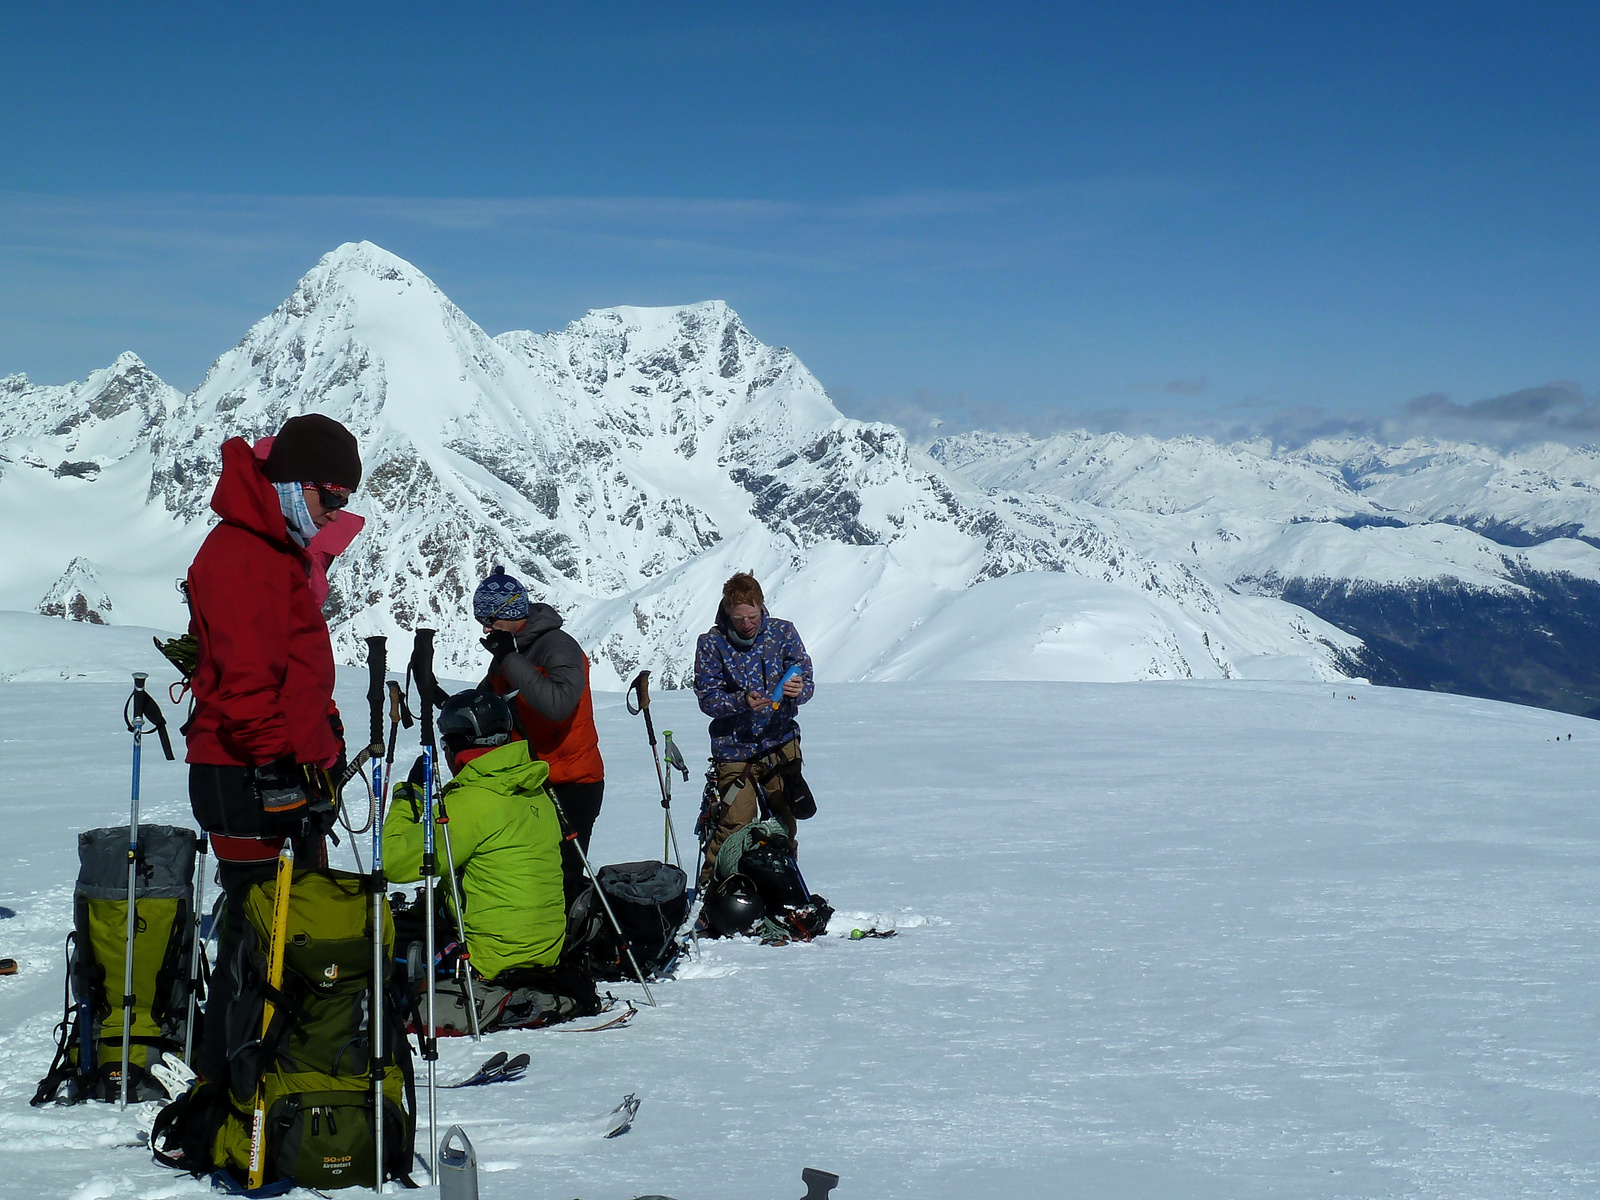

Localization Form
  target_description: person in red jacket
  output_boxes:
[184,412,362,1083]
[474,567,605,905]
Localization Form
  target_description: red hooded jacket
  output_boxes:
[184,437,342,770]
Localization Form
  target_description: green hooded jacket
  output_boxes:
[383,740,566,980]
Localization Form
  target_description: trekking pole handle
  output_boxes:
[127,672,147,733]
[126,671,175,759]
[627,670,660,745]
[365,636,387,751]
[413,629,438,749]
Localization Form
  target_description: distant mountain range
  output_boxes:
[5,241,1600,714]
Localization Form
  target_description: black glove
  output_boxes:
[251,756,308,814]
[328,711,348,784]
[481,630,516,659]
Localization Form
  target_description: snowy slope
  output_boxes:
[931,428,1600,611]
[4,625,1600,1198]
[0,242,1361,688]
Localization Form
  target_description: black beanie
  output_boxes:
[262,414,362,489]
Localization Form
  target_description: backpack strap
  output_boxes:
[31,932,88,1106]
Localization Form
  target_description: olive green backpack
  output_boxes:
[153,867,416,1191]
[32,824,202,1106]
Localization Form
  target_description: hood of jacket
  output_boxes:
[446,738,551,796]
[515,603,565,646]
[210,437,294,547]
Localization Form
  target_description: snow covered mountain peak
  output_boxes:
[1,240,1474,690]
[1,351,180,465]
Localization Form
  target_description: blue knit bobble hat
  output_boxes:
[473,566,531,623]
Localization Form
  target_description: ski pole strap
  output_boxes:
[335,744,378,790]
[626,670,650,716]
[124,679,175,761]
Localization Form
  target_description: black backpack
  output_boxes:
[566,860,689,980]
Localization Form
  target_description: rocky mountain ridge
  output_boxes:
[6,241,1599,709]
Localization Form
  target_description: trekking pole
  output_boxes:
[545,787,657,1007]
[408,630,451,1181]
[118,672,147,1110]
[116,671,172,1108]
[364,636,387,1194]
[248,845,294,1192]
[410,629,481,1041]
[420,739,440,1183]
[182,833,208,1067]
[433,788,481,1041]
[625,670,684,867]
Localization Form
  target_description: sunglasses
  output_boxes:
[305,483,352,511]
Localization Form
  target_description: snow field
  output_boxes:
[3,664,1600,1198]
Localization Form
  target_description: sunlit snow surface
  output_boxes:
[3,665,1600,1198]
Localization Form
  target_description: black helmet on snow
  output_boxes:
[438,689,514,759]
[704,875,767,938]
[737,843,810,909]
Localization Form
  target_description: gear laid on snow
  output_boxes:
[442,1050,528,1088]
[566,860,688,982]
[702,874,767,937]
[702,818,831,944]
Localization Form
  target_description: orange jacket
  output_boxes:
[484,608,604,785]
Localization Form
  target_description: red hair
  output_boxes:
[721,571,764,611]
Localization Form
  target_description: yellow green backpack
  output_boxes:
[31,824,201,1106]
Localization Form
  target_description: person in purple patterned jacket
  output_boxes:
[692,571,817,888]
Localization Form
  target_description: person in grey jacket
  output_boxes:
[473,567,606,904]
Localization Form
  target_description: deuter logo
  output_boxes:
[323,963,339,981]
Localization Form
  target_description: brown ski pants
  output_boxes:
[698,737,802,889]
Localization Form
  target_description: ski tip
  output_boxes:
[605,1093,642,1138]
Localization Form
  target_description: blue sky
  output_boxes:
[3,2,1597,441]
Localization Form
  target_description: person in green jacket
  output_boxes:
[384,689,597,1032]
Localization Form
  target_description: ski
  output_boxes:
[604,1093,641,1138]
[438,1049,505,1088]
[551,1002,637,1033]
[499,1053,530,1083]
[442,1050,533,1088]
